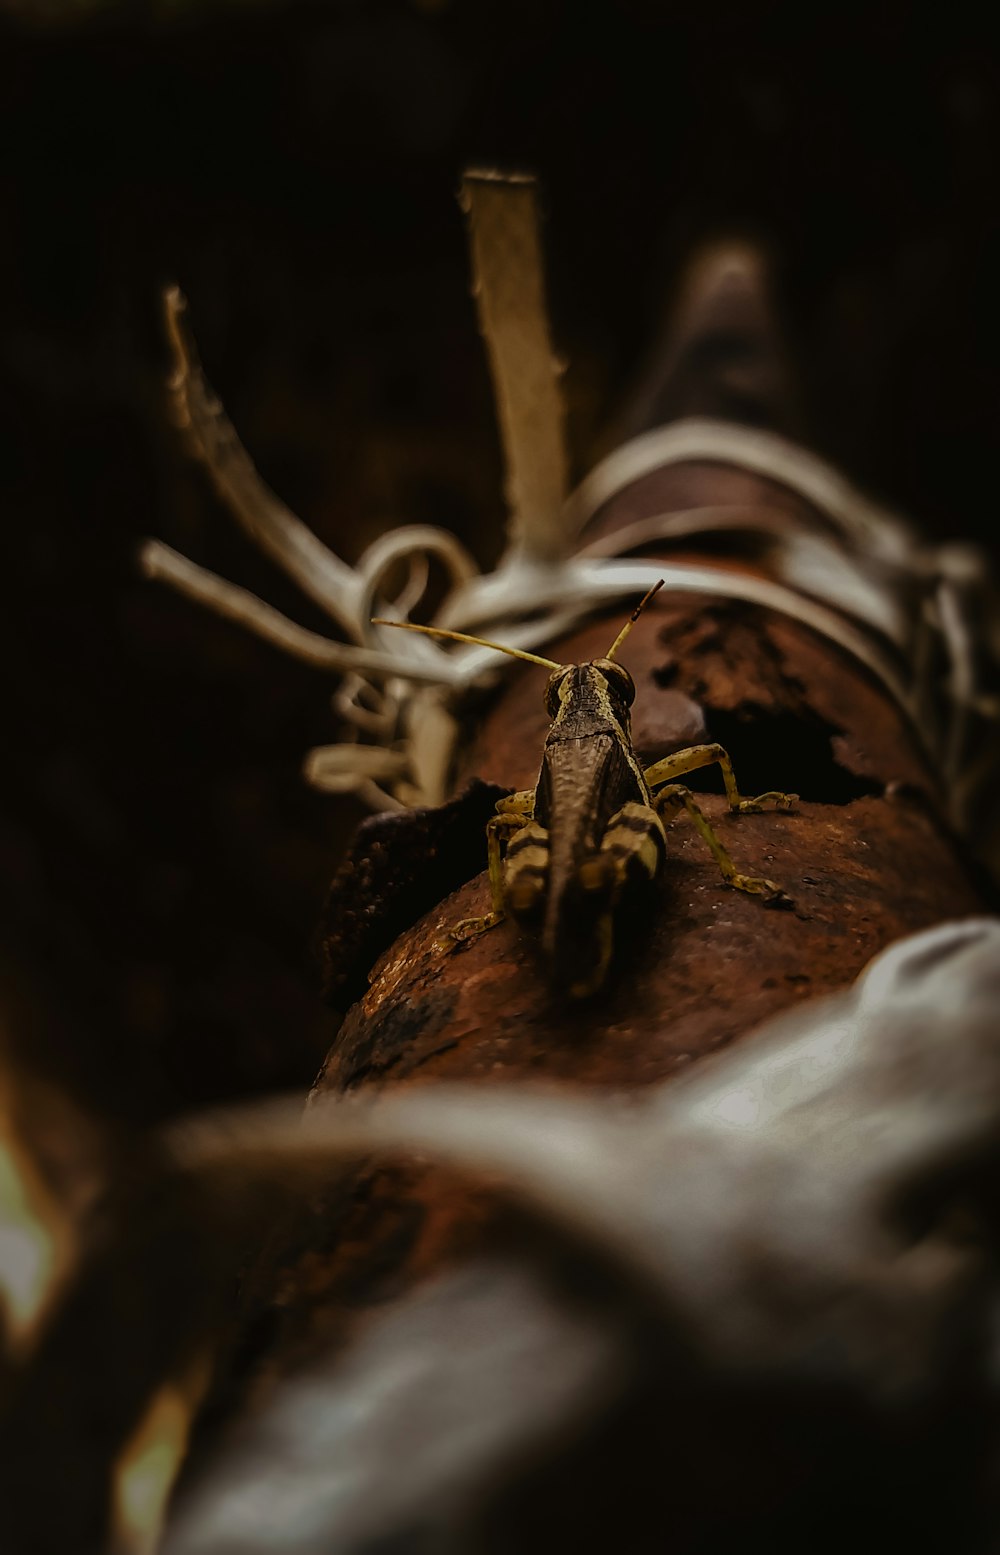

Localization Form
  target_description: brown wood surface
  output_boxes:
[243,539,990,1381]
[234,245,994,1416]
[323,549,980,1090]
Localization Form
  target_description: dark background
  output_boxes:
[2,0,998,1125]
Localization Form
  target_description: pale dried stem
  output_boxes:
[302,744,410,793]
[139,541,458,686]
[461,171,569,564]
[163,286,363,639]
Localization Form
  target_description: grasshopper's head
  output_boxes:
[544,659,635,718]
[541,659,637,741]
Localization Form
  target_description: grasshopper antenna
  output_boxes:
[371,618,563,670]
[604,578,665,661]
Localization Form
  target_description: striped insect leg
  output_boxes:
[643,743,796,813]
[654,783,786,901]
[452,795,535,942]
[503,822,550,926]
[599,800,668,891]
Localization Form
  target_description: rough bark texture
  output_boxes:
[228,252,995,1450]
[241,542,989,1383]
[321,574,979,1096]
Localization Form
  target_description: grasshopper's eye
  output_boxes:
[544,666,573,717]
[594,659,636,706]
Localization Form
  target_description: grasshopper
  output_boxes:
[374,583,795,998]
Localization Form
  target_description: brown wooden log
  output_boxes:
[237,522,988,1397]
[235,241,992,1414]
[324,603,979,1093]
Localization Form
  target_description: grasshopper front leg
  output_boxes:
[643,742,796,813]
[452,788,536,942]
[653,783,786,902]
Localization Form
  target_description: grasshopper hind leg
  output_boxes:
[502,823,551,924]
[600,801,668,891]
